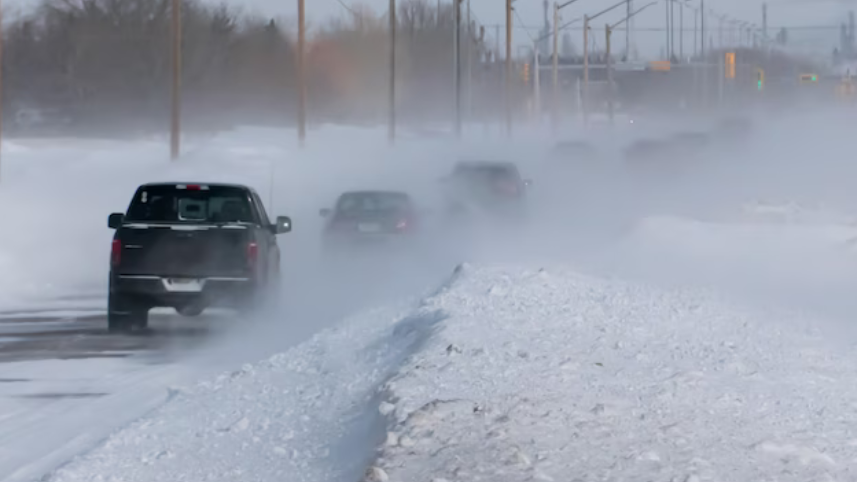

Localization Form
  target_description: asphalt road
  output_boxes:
[0,310,228,364]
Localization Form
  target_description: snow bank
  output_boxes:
[48,297,447,482]
[373,264,857,482]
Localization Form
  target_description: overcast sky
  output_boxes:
[7,0,851,57]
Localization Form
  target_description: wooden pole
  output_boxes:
[454,0,462,138]
[0,0,5,180]
[297,0,307,146]
[552,2,559,134]
[606,24,614,125]
[505,0,513,136]
[170,0,181,160]
[389,0,396,143]
[583,15,589,127]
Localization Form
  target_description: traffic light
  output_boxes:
[756,68,765,90]
[800,73,818,84]
[522,63,530,84]
[725,52,736,79]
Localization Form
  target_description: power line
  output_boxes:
[513,7,537,42]
[333,0,359,17]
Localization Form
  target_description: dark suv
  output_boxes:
[441,161,531,220]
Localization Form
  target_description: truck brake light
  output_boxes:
[247,242,259,269]
[111,239,121,266]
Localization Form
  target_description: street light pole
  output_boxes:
[605,0,656,124]
[170,0,181,160]
[551,0,587,134]
[582,0,630,126]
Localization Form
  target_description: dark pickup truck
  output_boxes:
[107,182,292,331]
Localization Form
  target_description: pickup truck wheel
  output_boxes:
[108,294,148,332]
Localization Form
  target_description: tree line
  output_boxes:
[2,0,498,135]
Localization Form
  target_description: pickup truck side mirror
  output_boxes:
[274,216,292,234]
[319,208,331,218]
[108,213,125,229]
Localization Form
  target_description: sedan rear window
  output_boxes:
[125,185,256,223]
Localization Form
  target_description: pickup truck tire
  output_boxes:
[108,294,149,332]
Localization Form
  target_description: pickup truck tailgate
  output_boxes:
[116,225,252,278]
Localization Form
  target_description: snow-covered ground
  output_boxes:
[375,264,857,482]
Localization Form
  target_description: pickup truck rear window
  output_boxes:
[125,185,256,224]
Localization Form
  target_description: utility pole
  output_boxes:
[534,39,541,121]
[454,0,462,138]
[552,2,559,134]
[679,1,684,60]
[170,0,181,160]
[693,6,698,57]
[625,0,631,58]
[700,0,705,58]
[297,0,307,146]
[670,0,675,58]
[762,2,768,53]
[606,24,613,125]
[466,0,472,121]
[389,0,396,144]
[505,0,513,136]
[665,0,670,59]
[0,0,4,181]
[583,15,589,126]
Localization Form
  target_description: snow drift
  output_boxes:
[372,264,857,482]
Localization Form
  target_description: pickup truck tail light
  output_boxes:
[247,242,259,269]
[111,239,121,267]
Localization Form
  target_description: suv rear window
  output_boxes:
[125,185,256,223]
[336,192,411,214]
[454,164,520,183]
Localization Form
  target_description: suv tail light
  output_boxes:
[494,180,518,195]
[111,239,122,267]
[247,242,259,269]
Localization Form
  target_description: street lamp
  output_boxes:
[605,1,657,124]
[582,0,627,126]
[552,0,589,133]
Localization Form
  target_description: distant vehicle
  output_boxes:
[623,139,673,163]
[320,191,419,250]
[670,131,711,155]
[440,161,531,220]
[714,116,753,144]
[549,140,599,161]
[107,183,292,331]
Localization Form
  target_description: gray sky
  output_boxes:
[228,0,848,56]
[7,0,850,57]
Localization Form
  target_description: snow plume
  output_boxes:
[372,264,857,482]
